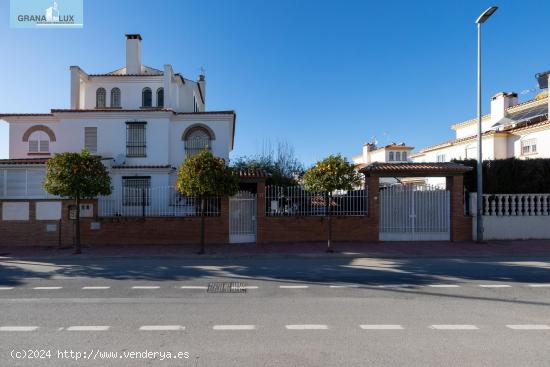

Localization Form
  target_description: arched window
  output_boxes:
[28,131,50,153]
[96,87,106,108]
[110,87,121,108]
[156,88,164,107]
[142,87,152,107]
[185,128,211,157]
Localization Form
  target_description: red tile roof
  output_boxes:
[111,165,172,169]
[236,169,271,179]
[0,158,49,165]
[359,162,472,176]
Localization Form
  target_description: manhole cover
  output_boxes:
[207,282,247,293]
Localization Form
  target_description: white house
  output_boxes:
[352,142,414,186]
[410,71,550,187]
[0,34,236,214]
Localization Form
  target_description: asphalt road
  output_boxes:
[1,255,550,366]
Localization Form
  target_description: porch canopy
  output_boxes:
[358,162,472,177]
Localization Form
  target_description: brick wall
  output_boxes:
[446,175,473,242]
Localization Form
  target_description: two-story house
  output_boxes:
[352,142,414,186]
[0,34,236,212]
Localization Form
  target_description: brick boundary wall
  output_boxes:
[0,198,229,247]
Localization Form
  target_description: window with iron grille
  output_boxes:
[185,128,211,157]
[122,177,151,206]
[84,127,97,153]
[126,122,146,157]
[96,87,106,108]
[110,88,121,107]
[157,88,164,107]
[521,139,537,156]
[142,87,152,107]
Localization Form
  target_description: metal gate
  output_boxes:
[380,185,450,241]
[229,191,257,243]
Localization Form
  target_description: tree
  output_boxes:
[176,150,239,254]
[303,154,362,252]
[44,150,111,254]
[232,140,304,186]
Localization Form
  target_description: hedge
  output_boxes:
[453,158,550,194]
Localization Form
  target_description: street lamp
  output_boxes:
[475,6,498,242]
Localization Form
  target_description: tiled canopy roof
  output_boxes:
[359,162,472,177]
[0,158,49,165]
[111,165,172,169]
[235,169,271,179]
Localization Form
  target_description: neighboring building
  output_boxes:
[411,71,550,187]
[0,34,236,205]
[352,142,414,185]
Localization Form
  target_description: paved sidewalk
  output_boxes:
[1,240,550,259]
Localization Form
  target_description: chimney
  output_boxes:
[125,34,142,74]
[198,74,206,105]
[490,92,518,122]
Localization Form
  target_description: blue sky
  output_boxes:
[1,0,549,165]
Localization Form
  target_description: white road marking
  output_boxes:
[131,286,160,289]
[528,284,550,287]
[0,326,38,331]
[0,287,14,290]
[430,325,479,330]
[479,284,511,288]
[139,325,185,331]
[213,325,256,330]
[506,324,550,330]
[180,286,208,289]
[66,326,110,331]
[82,286,111,290]
[242,286,259,290]
[329,285,359,288]
[33,287,62,290]
[428,284,460,288]
[279,285,309,289]
[285,324,328,330]
[360,324,404,330]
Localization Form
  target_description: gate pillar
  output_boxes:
[446,175,472,242]
[365,175,380,241]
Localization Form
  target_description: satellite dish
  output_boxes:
[114,154,125,166]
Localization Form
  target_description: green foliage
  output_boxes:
[303,154,362,193]
[44,149,112,199]
[231,141,304,186]
[176,149,239,197]
[454,158,550,194]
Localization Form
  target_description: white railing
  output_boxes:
[265,185,368,216]
[483,194,550,216]
[98,186,220,217]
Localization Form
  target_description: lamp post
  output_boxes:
[475,6,498,242]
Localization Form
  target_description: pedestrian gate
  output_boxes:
[380,185,450,241]
[229,191,257,243]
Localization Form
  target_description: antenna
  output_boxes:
[200,66,206,75]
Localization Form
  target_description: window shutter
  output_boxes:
[39,140,49,153]
[0,170,4,197]
[29,140,39,153]
[6,170,26,197]
[85,127,98,153]
[27,169,46,196]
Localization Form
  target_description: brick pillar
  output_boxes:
[446,175,472,242]
[365,175,380,241]
[219,197,230,244]
[256,180,266,244]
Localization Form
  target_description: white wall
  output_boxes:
[83,76,164,109]
[473,216,550,240]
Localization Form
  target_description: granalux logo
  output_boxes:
[10,0,83,28]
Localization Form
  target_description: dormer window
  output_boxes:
[388,152,395,161]
[96,87,106,108]
[142,87,152,107]
[28,131,50,154]
[156,88,164,107]
[110,87,121,108]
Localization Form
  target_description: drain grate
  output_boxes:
[207,282,247,293]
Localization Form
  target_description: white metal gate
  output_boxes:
[380,185,450,241]
[229,191,257,243]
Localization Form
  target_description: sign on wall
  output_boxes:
[10,0,83,28]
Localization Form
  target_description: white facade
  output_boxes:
[352,142,414,186]
[0,34,235,200]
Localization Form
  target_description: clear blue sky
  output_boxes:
[1,0,549,165]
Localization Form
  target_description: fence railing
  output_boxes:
[98,186,220,217]
[265,185,368,216]
[483,194,550,216]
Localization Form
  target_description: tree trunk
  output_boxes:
[198,196,206,254]
[326,192,333,253]
[74,197,81,254]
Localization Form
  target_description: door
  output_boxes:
[379,185,450,241]
[229,191,257,243]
